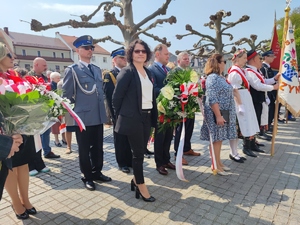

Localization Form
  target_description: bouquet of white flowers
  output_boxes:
[156,68,203,132]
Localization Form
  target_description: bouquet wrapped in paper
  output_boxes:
[0,74,85,135]
[156,68,203,132]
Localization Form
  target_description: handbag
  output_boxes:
[214,110,230,123]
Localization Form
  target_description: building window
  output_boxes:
[92,56,95,62]
[55,65,60,72]
[61,53,64,58]
[22,49,26,56]
[103,57,107,63]
[25,64,30,71]
[37,51,41,57]
[53,52,56,58]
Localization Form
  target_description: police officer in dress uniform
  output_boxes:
[62,35,112,191]
[103,47,132,173]
[260,50,278,132]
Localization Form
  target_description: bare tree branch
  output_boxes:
[134,16,176,38]
[142,31,171,47]
[176,10,251,57]
[221,15,250,32]
[183,24,215,43]
[28,0,176,48]
[93,36,124,45]
[134,0,173,29]
[30,19,114,31]
[223,32,234,41]
[80,1,123,22]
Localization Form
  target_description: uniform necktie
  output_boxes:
[162,65,168,74]
[88,64,94,77]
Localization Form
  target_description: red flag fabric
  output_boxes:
[270,23,281,71]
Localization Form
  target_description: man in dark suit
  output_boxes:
[260,49,280,132]
[148,44,176,176]
[63,35,111,191]
[174,52,201,165]
[103,47,132,173]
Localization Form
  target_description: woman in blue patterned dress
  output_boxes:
[200,54,237,175]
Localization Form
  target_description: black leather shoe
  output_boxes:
[257,134,272,141]
[26,207,37,215]
[229,154,244,163]
[164,162,176,170]
[94,174,112,182]
[44,152,60,159]
[156,166,168,175]
[146,149,154,155]
[11,206,29,220]
[288,117,296,121]
[81,178,95,191]
[256,142,265,147]
[243,148,257,157]
[119,166,130,173]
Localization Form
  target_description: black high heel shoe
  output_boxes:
[11,206,29,220]
[26,207,37,215]
[131,179,136,191]
[135,186,156,202]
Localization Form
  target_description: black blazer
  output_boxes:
[147,63,169,98]
[112,64,158,135]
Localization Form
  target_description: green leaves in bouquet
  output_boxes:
[156,68,202,132]
[0,90,52,134]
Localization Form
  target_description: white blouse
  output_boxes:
[138,71,153,109]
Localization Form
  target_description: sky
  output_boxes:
[1,0,297,55]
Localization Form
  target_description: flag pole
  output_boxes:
[270,3,291,156]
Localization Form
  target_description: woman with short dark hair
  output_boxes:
[113,39,157,202]
[200,53,237,176]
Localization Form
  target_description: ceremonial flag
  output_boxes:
[270,17,281,71]
[278,19,300,116]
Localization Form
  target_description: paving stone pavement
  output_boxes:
[1,113,300,225]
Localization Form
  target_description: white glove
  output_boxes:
[266,97,270,105]
[238,104,245,115]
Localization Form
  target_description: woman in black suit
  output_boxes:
[112,39,157,202]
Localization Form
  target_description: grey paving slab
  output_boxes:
[1,112,300,225]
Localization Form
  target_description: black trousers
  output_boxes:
[114,124,132,167]
[253,102,263,127]
[154,127,173,168]
[174,117,195,155]
[75,125,103,181]
[126,112,151,184]
[268,100,275,127]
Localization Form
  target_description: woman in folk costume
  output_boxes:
[227,49,260,161]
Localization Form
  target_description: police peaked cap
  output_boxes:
[111,47,125,58]
[73,35,94,48]
[262,49,274,57]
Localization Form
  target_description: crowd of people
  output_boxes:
[0,34,299,220]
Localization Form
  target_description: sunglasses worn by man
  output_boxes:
[81,46,95,51]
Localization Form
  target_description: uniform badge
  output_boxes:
[103,79,109,82]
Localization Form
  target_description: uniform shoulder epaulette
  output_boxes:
[68,64,78,68]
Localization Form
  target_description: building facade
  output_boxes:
[0,28,112,74]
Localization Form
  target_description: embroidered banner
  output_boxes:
[278,19,300,116]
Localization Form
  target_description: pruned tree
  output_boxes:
[234,34,270,52]
[175,10,249,58]
[28,0,176,47]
